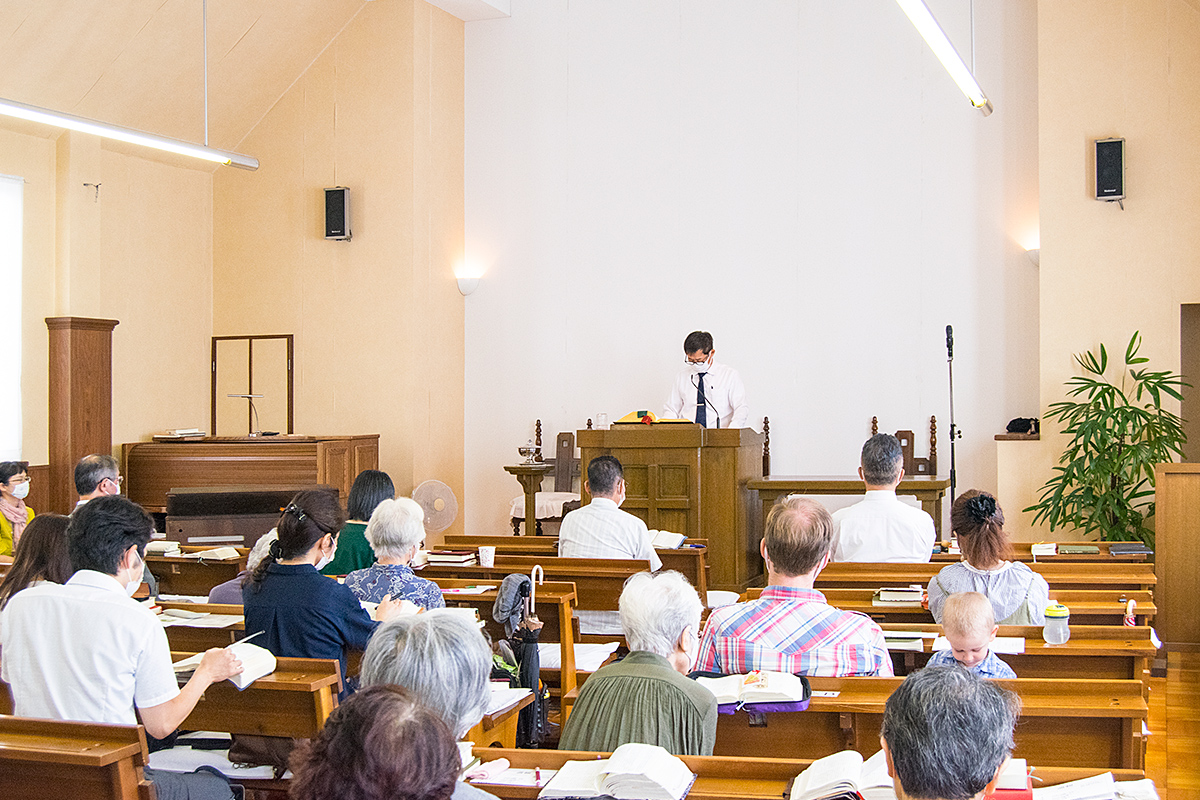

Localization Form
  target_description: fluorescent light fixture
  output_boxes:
[0,96,259,170]
[894,0,993,116]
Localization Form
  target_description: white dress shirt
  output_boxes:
[0,570,180,725]
[831,490,936,563]
[559,497,662,634]
[664,361,749,429]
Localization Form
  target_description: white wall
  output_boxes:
[463,0,1039,535]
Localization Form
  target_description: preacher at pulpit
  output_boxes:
[664,330,748,428]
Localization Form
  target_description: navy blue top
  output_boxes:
[242,562,378,696]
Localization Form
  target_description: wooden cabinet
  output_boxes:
[122,435,379,512]
[577,425,764,592]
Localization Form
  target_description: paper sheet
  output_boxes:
[932,635,1025,654]
[486,687,532,716]
[538,641,620,672]
[150,746,284,780]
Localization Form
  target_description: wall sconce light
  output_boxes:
[457,277,480,296]
[1025,248,1040,268]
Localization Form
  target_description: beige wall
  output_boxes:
[1,126,214,474]
[213,0,466,540]
[1002,0,1200,540]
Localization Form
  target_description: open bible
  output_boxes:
[789,749,895,800]
[538,743,695,800]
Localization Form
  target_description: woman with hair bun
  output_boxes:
[243,490,399,694]
[927,490,1050,625]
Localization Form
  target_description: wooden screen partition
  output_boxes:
[1153,462,1200,649]
[577,425,764,592]
[46,317,119,514]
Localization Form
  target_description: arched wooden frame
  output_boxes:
[210,334,294,435]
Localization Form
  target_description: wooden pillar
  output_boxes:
[46,317,119,513]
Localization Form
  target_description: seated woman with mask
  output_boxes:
[242,490,399,694]
[558,571,717,756]
[344,498,443,610]
[0,461,34,557]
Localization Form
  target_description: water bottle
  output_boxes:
[1044,603,1071,644]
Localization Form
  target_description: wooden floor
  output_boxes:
[1147,652,1200,800]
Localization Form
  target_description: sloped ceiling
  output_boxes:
[0,0,366,151]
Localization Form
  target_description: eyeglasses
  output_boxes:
[6,475,29,486]
[106,475,124,486]
[685,355,711,365]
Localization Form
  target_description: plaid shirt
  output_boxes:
[694,585,894,677]
[928,647,1017,679]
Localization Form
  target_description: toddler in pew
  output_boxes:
[927,592,1017,679]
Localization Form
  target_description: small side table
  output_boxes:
[503,463,554,535]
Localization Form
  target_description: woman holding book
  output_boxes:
[344,498,444,609]
[320,469,395,576]
[558,571,718,756]
[242,490,400,696]
[927,491,1050,626]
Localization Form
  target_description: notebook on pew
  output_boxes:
[538,743,695,800]
[787,749,894,800]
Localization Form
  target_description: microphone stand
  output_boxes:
[946,326,961,514]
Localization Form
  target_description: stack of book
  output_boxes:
[872,586,925,607]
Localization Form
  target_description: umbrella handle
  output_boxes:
[529,565,544,611]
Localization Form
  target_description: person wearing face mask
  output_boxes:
[0,495,244,800]
[0,461,35,556]
[559,456,661,635]
[694,496,893,677]
[72,454,160,596]
[663,330,749,429]
[242,490,401,697]
[558,571,717,756]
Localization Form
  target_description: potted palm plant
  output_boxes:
[1025,332,1188,546]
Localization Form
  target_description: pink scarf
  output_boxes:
[0,497,28,545]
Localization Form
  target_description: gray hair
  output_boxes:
[882,666,1020,800]
[359,609,491,738]
[246,529,278,573]
[74,454,119,496]
[861,434,903,486]
[619,571,702,658]
[364,498,425,560]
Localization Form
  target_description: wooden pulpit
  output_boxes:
[577,425,764,592]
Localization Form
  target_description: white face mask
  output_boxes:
[689,360,710,375]
[11,481,29,501]
[314,535,336,571]
[125,551,143,597]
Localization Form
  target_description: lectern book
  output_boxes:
[788,749,894,800]
[538,743,695,800]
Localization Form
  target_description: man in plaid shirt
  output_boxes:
[694,496,893,676]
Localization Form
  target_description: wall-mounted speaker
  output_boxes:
[1095,138,1124,201]
[324,187,351,240]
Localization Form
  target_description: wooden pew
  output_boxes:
[145,546,249,597]
[440,533,712,586]
[931,541,1150,563]
[0,716,156,800]
[171,652,341,738]
[713,676,1147,770]
[467,748,1145,800]
[740,587,1157,626]
[879,623,1158,681]
[421,551,708,600]
[159,602,246,652]
[816,561,1156,592]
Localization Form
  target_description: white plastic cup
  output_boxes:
[598,413,609,429]
[478,546,496,568]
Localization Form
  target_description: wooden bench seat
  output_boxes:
[0,716,155,800]
[467,747,1144,800]
[712,676,1147,770]
[145,546,249,597]
[816,561,1156,592]
[741,587,1157,626]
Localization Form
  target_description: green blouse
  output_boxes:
[0,506,34,557]
[320,520,376,576]
[558,650,718,756]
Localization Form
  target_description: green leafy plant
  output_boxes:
[1025,332,1188,546]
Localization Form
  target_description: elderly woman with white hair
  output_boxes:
[344,498,444,609]
[360,609,498,800]
[558,570,717,756]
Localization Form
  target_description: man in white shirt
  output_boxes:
[1,495,244,800]
[832,434,936,563]
[72,453,158,595]
[559,456,661,634]
[663,331,749,429]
